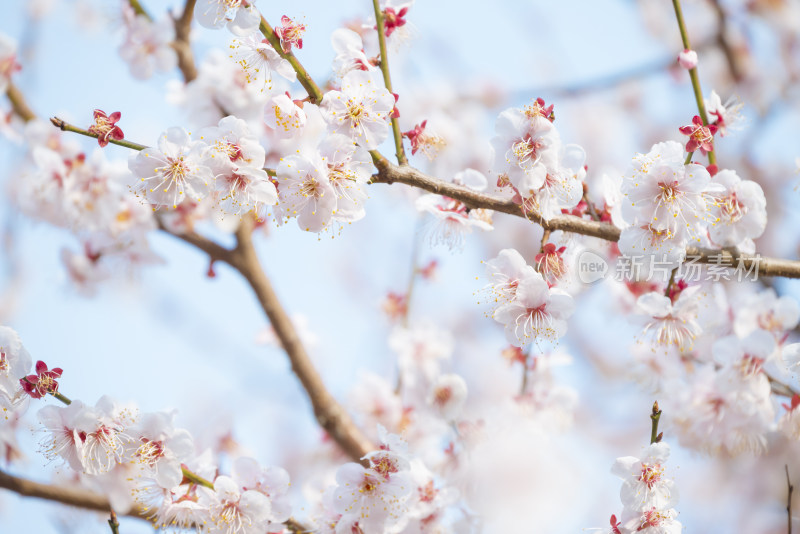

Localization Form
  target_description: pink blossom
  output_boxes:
[275,15,305,52]
[21,360,62,399]
[87,109,124,148]
[679,115,717,154]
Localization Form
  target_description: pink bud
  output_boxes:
[678,49,698,70]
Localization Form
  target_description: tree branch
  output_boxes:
[369,157,800,278]
[159,216,374,462]
[171,0,198,83]
[0,469,312,532]
[5,81,36,123]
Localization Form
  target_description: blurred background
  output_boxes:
[1,0,800,532]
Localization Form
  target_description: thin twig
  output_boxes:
[371,0,407,165]
[108,510,120,534]
[671,0,716,166]
[50,117,148,151]
[788,464,794,534]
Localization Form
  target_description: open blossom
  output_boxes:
[229,33,296,91]
[525,144,586,220]
[733,287,800,339]
[482,248,539,308]
[679,115,717,154]
[129,127,214,208]
[427,373,467,420]
[274,15,305,52]
[621,141,718,243]
[331,28,374,78]
[38,396,136,475]
[492,270,575,347]
[128,411,194,489]
[491,105,561,196]
[707,169,766,246]
[611,442,677,512]
[199,116,277,215]
[195,0,261,36]
[21,360,62,399]
[88,109,123,148]
[670,360,774,455]
[118,13,177,80]
[416,169,493,249]
[332,460,412,532]
[320,69,395,150]
[275,152,335,232]
[403,120,446,160]
[636,290,701,352]
[705,91,744,137]
[201,475,274,534]
[264,93,306,139]
[0,326,31,417]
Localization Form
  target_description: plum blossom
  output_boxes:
[0,326,31,417]
[168,50,270,127]
[230,457,292,531]
[482,248,539,309]
[733,288,800,340]
[621,141,719,243]
[128,411,194,489]
[492,269,575,347]
[707,169,766,246]
[636,289,702,353]
[202,474,274,534]
[87,109,123,148]
[427,373,467,420]
[679,115,717,155]
[21,360,62,399]
[274,15,305,52]
[611,442,677,511]
[129,127,214,208]
[705,91,745,137]
[331,28,375,78]
[320,69,395,150]
[491,104,560,197]
[608,441,682,534]
[264,93,306,139]
[416,169,493,250]
[229,33,296,91]
[118,13,177,80]
[275,151,336,232]
[195,0,261,36]
[403,120,446,160]
[198,116,277,216]
[332,456,412,532]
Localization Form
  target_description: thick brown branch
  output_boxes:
[159,217,374,462]
[370,158,800,278]
[172,0,198,83]
[0,469,312,531]
[0,469,145,518]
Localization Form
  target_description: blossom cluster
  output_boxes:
[606,441,682,534]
